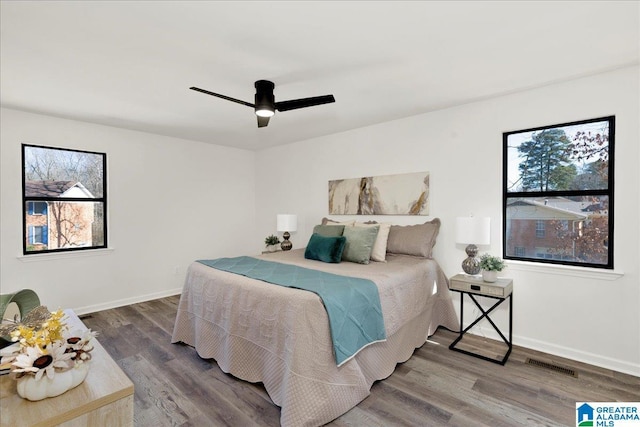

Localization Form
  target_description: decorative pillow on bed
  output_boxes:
[312,224,345,237]
[304,233,347,263]
[355,222,391,262]
[386,218,441,258]
[321,217,355,226]
[341,225,380,264]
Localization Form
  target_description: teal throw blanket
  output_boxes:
[197,256,386,366]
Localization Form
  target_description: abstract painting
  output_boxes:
[328,171,429,215]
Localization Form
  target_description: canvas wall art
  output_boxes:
[328,171,429,215]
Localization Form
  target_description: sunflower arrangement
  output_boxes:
[0,307,97,381]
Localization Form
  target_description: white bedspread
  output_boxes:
[171,249,459,426]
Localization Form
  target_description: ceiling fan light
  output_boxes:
[255,108,274,117]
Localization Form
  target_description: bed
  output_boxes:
[172,230,459,427]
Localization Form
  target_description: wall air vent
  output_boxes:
[526,358,578,378]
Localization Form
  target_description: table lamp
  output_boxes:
[455,217,490,275]
[277,214,297,251]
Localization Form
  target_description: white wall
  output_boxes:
[2,67,637,375]
[1,108,256,314]
[255,66,640,375]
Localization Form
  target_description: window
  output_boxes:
[22,144,107,255]
[28,225,47,244]
[503,116,614,269]
[28,201,48,215]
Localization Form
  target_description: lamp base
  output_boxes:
[461,244,481,275]
[281,231,292,251]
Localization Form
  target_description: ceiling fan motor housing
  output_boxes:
[255,80,275,116]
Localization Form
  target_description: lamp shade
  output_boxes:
[455,217,490,245]
[277,214,297,232]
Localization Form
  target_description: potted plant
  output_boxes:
[478,253,506,282]
[264,235,280,252]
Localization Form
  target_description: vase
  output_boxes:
[16,363,89,401]
[482,270,498,283]
[267,245,278,252]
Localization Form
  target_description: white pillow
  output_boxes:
[355,222,391,262]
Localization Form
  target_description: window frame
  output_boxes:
[22,144,108,255]
[502,116,615,269]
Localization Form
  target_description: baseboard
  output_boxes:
[465,326,640,377]
[515,334,640,377]
[73,287,182,316]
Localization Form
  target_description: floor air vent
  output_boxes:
[526,358,578,378]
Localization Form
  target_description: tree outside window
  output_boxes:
[503,116,614,269]
[22,145,107,255]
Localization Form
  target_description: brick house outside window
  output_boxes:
[25,180,95,251]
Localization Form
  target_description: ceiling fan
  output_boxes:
[190,80,335,128]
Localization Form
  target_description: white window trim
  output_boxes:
[17,247,114,262]
[506,259,624,281]
[30,225,45,245]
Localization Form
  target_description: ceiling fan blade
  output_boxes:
[189,87,254,108]
[257,115,270,128]
[275,95,335,112]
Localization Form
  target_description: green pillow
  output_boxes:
[304,233,347,263]
[342,225,380,264]
[312,224,345,237]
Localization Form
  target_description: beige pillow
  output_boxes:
[321,217,355,226]
[386,218,441,258]
[355,222,391,262]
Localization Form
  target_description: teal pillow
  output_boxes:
[304,233,347,263]
[342,225,380,264]
[312,224,345,237]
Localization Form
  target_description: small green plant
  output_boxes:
[479,253,506,271]
[264,234,280,247]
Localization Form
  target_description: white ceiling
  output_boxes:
[1,1,638,151]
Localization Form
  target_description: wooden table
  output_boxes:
[0,310,134,426]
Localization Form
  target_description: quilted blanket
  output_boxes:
[172,249,459,426]
[197,256,386,366]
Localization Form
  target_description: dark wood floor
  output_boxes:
[81,296,639,426]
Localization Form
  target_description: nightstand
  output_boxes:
[448,273,513,365]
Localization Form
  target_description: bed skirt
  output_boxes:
[172,284,458,426]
